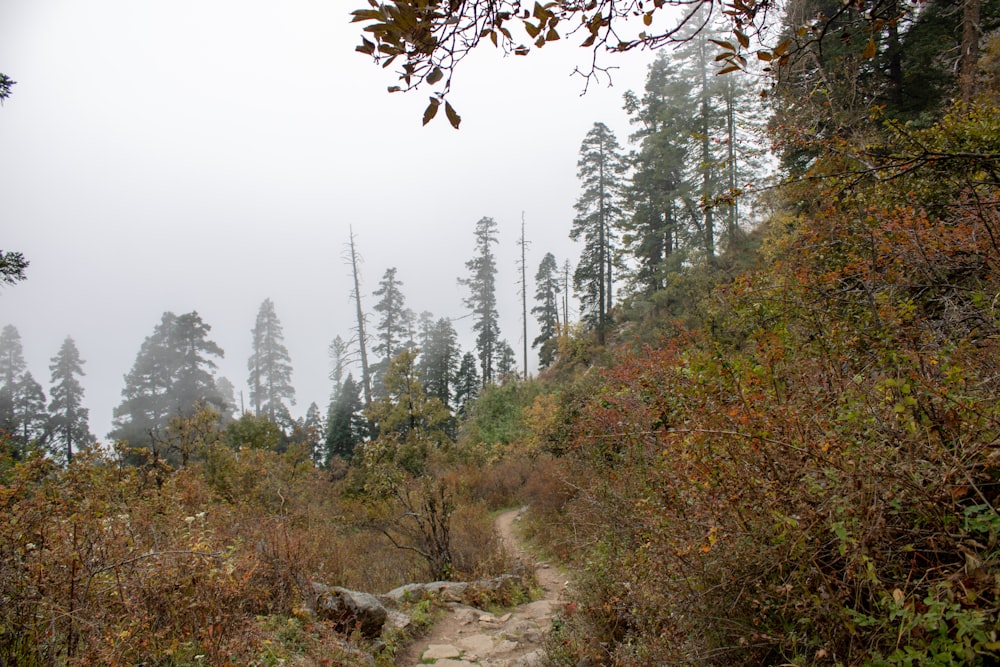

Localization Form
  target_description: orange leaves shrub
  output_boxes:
[533,184,1000,663]
[1,439,483,665]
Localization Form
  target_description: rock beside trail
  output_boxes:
[300,573,523,642]
[382,574,518,605]
[307,582,388,638]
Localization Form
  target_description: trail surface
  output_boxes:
[395,507,567,667]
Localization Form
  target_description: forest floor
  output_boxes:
[394,508,570,667]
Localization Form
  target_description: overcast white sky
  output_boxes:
[0,0,658,440]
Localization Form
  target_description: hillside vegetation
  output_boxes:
[4,13,1000,667]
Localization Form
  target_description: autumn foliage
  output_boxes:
[525,103,1000,665]
[0,437,512,665]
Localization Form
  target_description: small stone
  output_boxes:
[494,639,519,654]
[422,644,462,660]
[457,633,494,656]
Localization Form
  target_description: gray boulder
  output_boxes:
[309,582,388,638]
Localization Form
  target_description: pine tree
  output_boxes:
[328,335,351,399]
[112,311,225,450]
[460,216,501,385]
[299,401,325,465]
[419,318,460,411]
[0,324,26,389]
[0,324,27,439]
[48,336,93,465]
[214,377,238,420]
[15,372,48,448]
[622,52,695,296]
[495,340,517,381]
[372,267,411,396]
[326,373,365,462]
[247,298,296,427]
[171,312,227,417]
[0,326,47,456]
[571,122,628,344]
[453,351,480,416]
[532,252,562,369]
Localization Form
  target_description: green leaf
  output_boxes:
[422,97,440,126]
[445,101,461,129]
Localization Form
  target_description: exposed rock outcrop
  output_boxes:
[306,582,388,639]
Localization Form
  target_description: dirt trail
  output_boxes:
[394,507,568,667]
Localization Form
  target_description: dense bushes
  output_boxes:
[526,104,1000,665]
[0,431,513,665]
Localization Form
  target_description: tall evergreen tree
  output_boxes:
[48,337,92,465]
[0,324,25,390]
[460,216,501,385]
[16,372,48,447]
[0,324,26,439]
[111,311,225,450]
[173,312,226,416]
[214,377,238,420]
[453,351,480,416]
[622,53,695,295]
[0,325,44,456]
[532,252,562,369]
[495,340,518,380]
[419,318,460,411]
[571,122,628,344]
[328,335,351,399]
[247,298,295,426]
[326,373,365,462]
[298,401,325,464]
[372,267,411,395]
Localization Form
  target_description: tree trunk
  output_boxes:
[347,229,373,414]
[959,0,981,105]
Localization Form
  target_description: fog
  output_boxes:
[0,0,656,439]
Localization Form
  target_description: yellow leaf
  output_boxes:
[863,38,876,59]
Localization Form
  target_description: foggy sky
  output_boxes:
[0,0,656,439]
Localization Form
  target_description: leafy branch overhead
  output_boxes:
[350,0,900,125]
